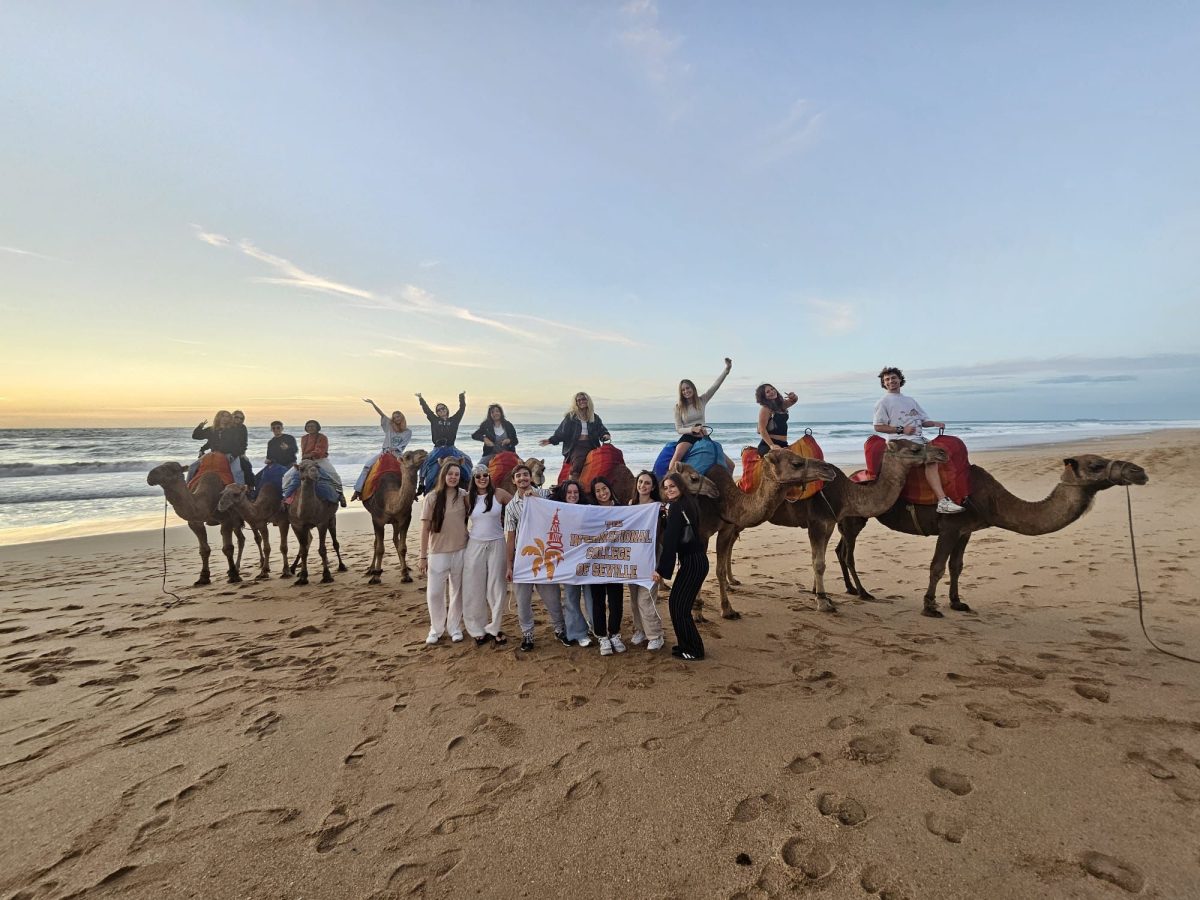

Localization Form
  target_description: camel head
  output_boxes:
[297,459,321,481]
[217,482,250,513]
[404,448,429,470]
[1061,455,1148,490]
[147,461,186,487]
[525,457,546,487]
[674,464,720,499]
[762,450,841,487]
[884,438,949,468]
[438,455,466,471]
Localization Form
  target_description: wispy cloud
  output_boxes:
[497,312,643,348]
[1,244,65,262]
[751,99,825,166]
[372,336,500,369]
[189,225,230,247]
[804,298,858,335]
[418,259,441,269]
[1036,374,1137,385]
[619,0,690,98]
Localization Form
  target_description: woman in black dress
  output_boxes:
[653,472,708,660]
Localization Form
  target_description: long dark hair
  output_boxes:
[754,384,784,412]
[630,470,660,504]
[468,468,496,514]
[478,404,511,436]
[661,472,700,525]
[430,461,464,533]
[589,476,616,506]
[554,479,587,504]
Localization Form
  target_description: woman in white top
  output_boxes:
[462,464,513,645]
[418,463,469,644]
[667,358,732,472]
[352,398,414,501]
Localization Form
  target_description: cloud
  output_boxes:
[418,259,441,269]
[1,244,65,262]
[189,225,230,247]
[804,298,857,335]
[619,0,690,87]
[751,99,825,166]
[1036,375,1137,385]
[497,313,643,348]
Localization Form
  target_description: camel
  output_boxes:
[496,456,546,495]
[289,459,347,586]
[363,449,427,585]
[217,480,291,580]
[833,454,1149,617]
[682,449,842,620]
[718,439,949,615]
[146,461,246,586]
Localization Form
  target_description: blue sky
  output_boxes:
[1,2,1197,426]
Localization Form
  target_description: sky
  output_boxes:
[1,1,1198,428]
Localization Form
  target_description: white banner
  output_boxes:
[512,497,659,587]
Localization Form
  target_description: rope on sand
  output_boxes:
[1127,486,1199,664]
[161,500,186,608]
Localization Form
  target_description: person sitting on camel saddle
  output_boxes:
[873,366,963,515]
[190,409,248,487]
[667,357,733,473]
[416,391,468,496]
[471,403,519,461]
[351,398,413,502]
[281,419,346,507]
[539,391,611,481]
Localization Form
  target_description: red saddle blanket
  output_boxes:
[189,453,234,492]
[488,451,521,486]
[559,444,626,492]
[850,435,970,505]
[738,434,825,501]
[362,452,404,503]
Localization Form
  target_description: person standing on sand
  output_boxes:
[539,391,610,480]
[873,366,964,515]
[351,398,413,502]
[654,472,708,661]
[666,358,732,472]
[418,462,470,645]
[587,477,626,657]
[462,465,512,646]
[755,383,799,455]
[553,479,593,647]
[504,464,566,652]
[627,471,666,651]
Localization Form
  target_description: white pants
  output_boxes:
[462,538,507,638]
[629,581,665,641]
[426,549,465,638]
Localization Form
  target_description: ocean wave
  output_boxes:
[0,461,164,479]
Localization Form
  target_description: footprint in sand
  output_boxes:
[344,735,380,766]
[477,765,522,795]
[816,792,867,827]
[860,864,913,898]
[1079,851,1145,893]
[1073,684,1110,703]
[844,731,898,764]
[965,703,1019,728]
[1126,751,1174,780]
[565,771,604,801]
[244,711,281,739]
[312,804,357,853]
[785,751,823,774]
[780,836,835,880]
[431,804,497,835]
[908,725,951,746]
[967,735,1001,755]
[730,793,778,823]
[924,811,966,843]
[701,704,740,726]
[929,767,973,796]
[556,695,589,710]
[469,713,524,747]
[376,849,463,898]
[826,714,862,730]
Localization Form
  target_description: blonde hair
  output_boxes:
[214,410,233,427]
[566,391,595,423]
[389,411,408,432]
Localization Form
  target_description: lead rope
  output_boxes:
[161,500,185,607]
[1126,486,1199,664]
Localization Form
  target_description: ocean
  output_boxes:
[1,419,1192,545]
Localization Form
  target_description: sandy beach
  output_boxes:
[2,430,1197,899]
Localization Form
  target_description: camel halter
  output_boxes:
[1126,486,1199,665]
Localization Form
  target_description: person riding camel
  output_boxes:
[416,391,469,496]
[351,398,414,502]
[539,391,610,480]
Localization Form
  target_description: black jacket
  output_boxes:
[192,424,239,456]
[546,414,609,458]
[471,419,519,456]
[266,433,298,467]
[656,499,705,580]
[420,394,466,447]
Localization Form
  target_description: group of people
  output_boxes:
[189,361,960,662]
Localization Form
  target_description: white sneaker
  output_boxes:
[425,631,440,645]
[630,630,646,645]
[936,497,965,514]
[450,632,464,643]
[599,637,613,656]
[576,637,592,648]
[646,637,665,651]
[610,634,627,654]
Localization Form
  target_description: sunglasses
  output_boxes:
[474,473,490,479]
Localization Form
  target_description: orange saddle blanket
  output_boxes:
[362,452,404,502]
[488,451,521,486]
[738,434,825,502]
[561,444,626,493]
[850,435,970,505]
[189,453,234,492]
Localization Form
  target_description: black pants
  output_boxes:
[668,552,709,657]
[566,444,596,478]
[588,583,623,637]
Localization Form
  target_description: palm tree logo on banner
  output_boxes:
[522,510,565,580]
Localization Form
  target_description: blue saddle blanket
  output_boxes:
[653,437,725,479]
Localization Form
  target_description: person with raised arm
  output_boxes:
[351,398,413,502]
[666,358,732,472]
[539,391,610,480]
[755,383,799,455]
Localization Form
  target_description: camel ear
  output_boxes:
[1063,458,1080,476]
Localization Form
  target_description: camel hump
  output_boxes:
[488,450,521,486]
[362,453,405,502]
[578,444,626,492]
[900,435,970,506]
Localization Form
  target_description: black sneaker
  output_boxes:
[555,630,572,647]
[519,635,534,652]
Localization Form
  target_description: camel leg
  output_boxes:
[318,523,334,583]
[277,523,292,577]
[725,529,742,588]
[947,534,972,612]
[714,524,741,620]
[189,522,212,586]
[368,520,385,585]
[835,518,876,601]
[233,526,246,573]
[808,519,837,613]
[922,531,958,617]
[254,524,271,580]
[221,522,242,583]
[329,517,347,573]
[394,522,412,583]
[294,524,310,586]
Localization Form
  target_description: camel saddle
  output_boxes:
[738,434,825,501]
[487,450,521,486]
[850,434,970,505]
[189,452,234,492]
[573,444,626,493]
[361,452,404,503]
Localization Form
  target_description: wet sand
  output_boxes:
[2,430,1198,899]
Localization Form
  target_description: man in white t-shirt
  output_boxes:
[873,367,964,514]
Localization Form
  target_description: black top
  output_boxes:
[656,500,705,580]
[756,408,790,454]
[420,394,466,447]
[192,424,239,456]
[471,419,519,457]
[546,414,610,458]
[266,433,298,467]
[228,423,249,457]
